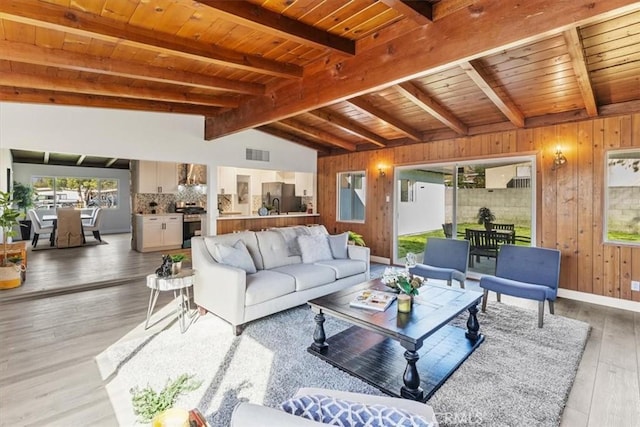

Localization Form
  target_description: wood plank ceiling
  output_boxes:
[1,0,640,156]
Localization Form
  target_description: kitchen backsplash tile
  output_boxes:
[134,193,207,214]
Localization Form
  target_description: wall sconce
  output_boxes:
[378,164,386,177]
[552,146,567,170]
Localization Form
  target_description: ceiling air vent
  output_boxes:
[246,148,270,162]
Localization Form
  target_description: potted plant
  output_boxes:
[169,253,189,274]
[348,231,366,246]
[0,191,23,289]
[476,207,495,230]
[12,181,36,241]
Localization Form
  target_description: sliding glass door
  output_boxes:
[394,156,535,276]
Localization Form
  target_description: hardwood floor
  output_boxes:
[0,233,183,302]
[1,258,639,426]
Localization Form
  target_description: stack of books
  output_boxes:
[349,290,396,312]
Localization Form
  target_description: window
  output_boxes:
[605,149,640,244]
[32,176,119,209]
[337,171,366,222]
[400,179,415,202]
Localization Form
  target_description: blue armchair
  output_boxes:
[408,237,470,288]
[479,245,561,327]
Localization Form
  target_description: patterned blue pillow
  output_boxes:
[280,394,433,427]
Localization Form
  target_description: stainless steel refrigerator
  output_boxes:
[262,182,301,213]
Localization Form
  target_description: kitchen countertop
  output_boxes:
[217,213,319,220]
[134,213,184,216]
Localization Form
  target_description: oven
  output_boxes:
[181,214,203,248]
[176,202,206,248]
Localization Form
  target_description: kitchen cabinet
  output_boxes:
[295,172,314,197]
[218,167,236,194]
[135,161,178,194]
[135,214,183,252]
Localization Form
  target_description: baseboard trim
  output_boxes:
[558,288,640,313]
[370,256,390,264]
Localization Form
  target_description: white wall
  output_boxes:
[0,102,317,234]
[397,181,445,235]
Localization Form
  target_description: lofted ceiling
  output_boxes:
[1,0,640,156]
[10,149,131,169]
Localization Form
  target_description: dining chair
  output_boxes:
[28,209,54,248]
[491,223,516,243]
[56,208,83,248]
[479,244,561,327]
[465,229,500,267]
[84,208,104,242]
[408,237,470,288]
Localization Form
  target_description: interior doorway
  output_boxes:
[393,156,536,277]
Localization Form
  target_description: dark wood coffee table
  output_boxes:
[307,279,484,402]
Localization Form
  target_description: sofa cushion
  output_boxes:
[280,394,434,427]
[245,270,296,306]
[314,259,367,279]
[271,263,336,291]
[210,240,257,274]
[306,224,329,236]
[203,231,263,270]
[327,232,349,259]
[271,226,309,256]
[298,234,333,264]
[256,231,302,269]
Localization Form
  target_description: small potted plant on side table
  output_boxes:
[170,253,188,275]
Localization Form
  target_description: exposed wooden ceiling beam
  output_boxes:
[395,82,468,135]
[43,152,50,164]
[0,40,264,96]
[0,72,240,108]
[76,155,86,166]
[197,1,355,56]
[0,87,219,116]
[347,97,423,142]
[563,27,598,117]
[307,110,388,147]
[257,125,331,155]
[0,0,302,79]
[432,0,476,20]
[277,119,357,152]
[105,158,118,168]
[205,0,638,139]
[460,60,525,128]
[378,1,432,26]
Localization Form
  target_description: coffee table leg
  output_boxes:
[466,303,480,341]
[311,311,328,353]
[401,350,424,401]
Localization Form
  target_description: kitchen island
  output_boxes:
[216,213,320,234]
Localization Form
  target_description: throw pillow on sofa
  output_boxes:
[327,232,349,259]
[298,234,333,263]
[280,394,434,427]
[211,239,257,273]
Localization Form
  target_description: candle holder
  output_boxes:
[397,293,412,313]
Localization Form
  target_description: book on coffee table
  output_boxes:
[349,289,396,312]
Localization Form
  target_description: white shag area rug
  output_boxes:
[96,301,590,426]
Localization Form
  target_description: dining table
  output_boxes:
[42,213,93,247]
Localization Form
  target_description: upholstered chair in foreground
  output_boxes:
[408,237,470,288]
[479,244,561,328]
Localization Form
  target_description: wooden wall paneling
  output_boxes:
[516,128,535,152]
[369,149,394,258]
[577,120,594,294]
[556,122,579,290]
[620,115,633,147]
[488,132,503,155]
[603,245,621,298]
[536,126,558,250]
[504,130,517,154]
[620,246,633,300]
[592,118,605,296]
[603,116,623,298]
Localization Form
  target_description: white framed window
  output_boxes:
[605,149,640,245]
[337,171,366,223]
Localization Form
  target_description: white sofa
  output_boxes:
[230,388,439,426]
[192,226,370,334]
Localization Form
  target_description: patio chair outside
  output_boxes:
[465,229,500,267]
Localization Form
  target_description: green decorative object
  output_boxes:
[381,267,422,296]
[130,373,201,423]
[348,231,366,246]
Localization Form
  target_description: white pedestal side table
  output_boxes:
[145,269,196,333]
